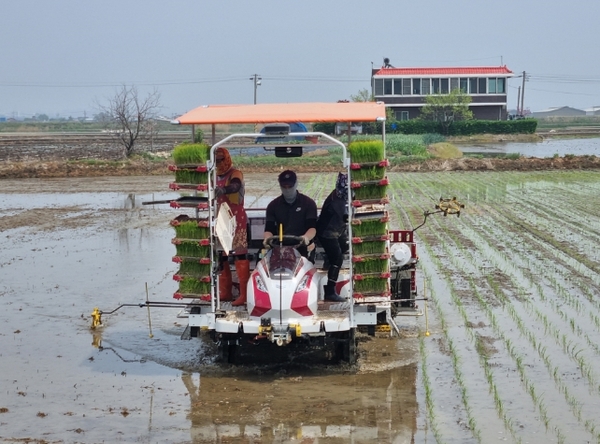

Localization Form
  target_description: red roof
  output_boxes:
[174,102,387,125]
[374,66,513,76]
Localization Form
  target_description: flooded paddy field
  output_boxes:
[1,170,600,443]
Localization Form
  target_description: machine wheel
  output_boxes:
[221,341,239,364]
[189,307,201,338]
[335,329,357,364]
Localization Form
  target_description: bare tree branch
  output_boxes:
[97,85,162,157]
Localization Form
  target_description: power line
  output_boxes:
[0,75,368,88]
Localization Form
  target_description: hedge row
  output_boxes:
[316,119,537,136]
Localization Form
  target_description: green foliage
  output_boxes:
[420,88,474,135]
[172,142,210,164]
[174,169,208,184]
[354,277,388,293]
[354,258,389,274]
[348,140,384,163]
[350,165,386,182]
[312,122,336,134]
[193,128,205,143]
[386,134,428,156]
[350,88,374,102]
[422,133,446,145]
[353,184,388,200]
[353,240,387,255]
[177,261,211,275]
[389,120,440,134]
[175,241,210,258]
[449,119,537,135]
[173,219,210,239]
[178,277,210,294]
[352,219,388,237]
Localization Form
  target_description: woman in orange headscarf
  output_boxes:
[214,148,249,306]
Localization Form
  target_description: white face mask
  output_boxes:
[281,184,298,203]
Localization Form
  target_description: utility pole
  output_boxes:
[249,74,262,105]
[520,71,526,116]
[517,86,521,116]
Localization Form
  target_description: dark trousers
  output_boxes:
[318,235,348,295]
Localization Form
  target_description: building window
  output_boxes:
[384,79,393,95]
[469,78,478,94]
[450,78,459,92]
[395,110,409,121]
[441,78,449,94]
[489,78,497,94]
[478,78,487,94]
[374,79,383,96]
[432,78,440,94]
[413,78,421,95]
[460,78,468,93]
[497,78,506,93]
[403,79,411,95]
[393,79,402,95]
[422,78,430,95]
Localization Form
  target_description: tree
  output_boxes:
[97,85,162,157]
[350,88,374,102]
[419,88,473,135]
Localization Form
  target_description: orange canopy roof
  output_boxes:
[173,102,386,125]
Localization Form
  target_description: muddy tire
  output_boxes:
[221,341,239,364]
[335,329,357,364]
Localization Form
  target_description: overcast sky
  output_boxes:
[2,0,599,118]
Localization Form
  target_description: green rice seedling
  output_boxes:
[174,169,208,185]
[350,165,386,182]
[353,184,388,201]
[353,240,386,255]
[353,277,388,294]
[348,140,384,163]
[172,219,210,239]
[177,277,210,295]
[352,219,387,237]
[353,258,389,275]
[178,261,211,276]
[172,142,210,165]
[174,241,210,258]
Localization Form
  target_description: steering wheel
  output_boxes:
[264,235,304,249]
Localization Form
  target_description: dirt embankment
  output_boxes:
[0,132,599,179]
[2,155,600,179]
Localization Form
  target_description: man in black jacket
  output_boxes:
[264,170,317,259]
[316,172,349,302]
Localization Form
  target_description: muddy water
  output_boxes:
[0,175,424,443]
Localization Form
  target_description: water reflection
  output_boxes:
[182,364,417,444]
[458,136,600,158]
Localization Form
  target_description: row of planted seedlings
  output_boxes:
[410,172,600,441]
[386,173,592,444]
[464,205,600,401]
[417,204,575,443]
[347,141,391,298]
[435,172,600,398]
[169,143,212,301]
[385,175,479,441]
[387,178,533,443]
[498,171,600,268]
[461,172,600,351]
